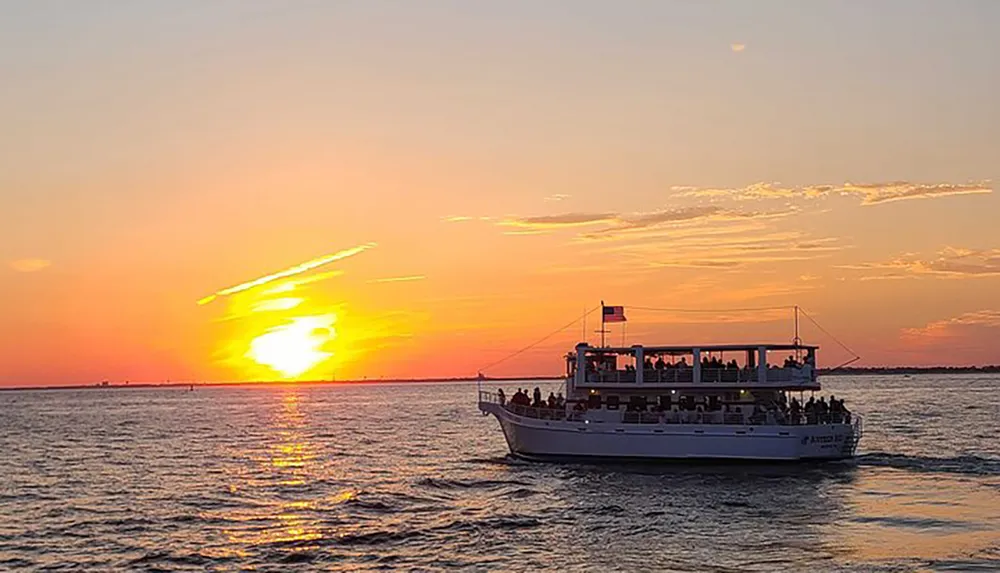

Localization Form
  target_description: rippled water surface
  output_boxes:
[1,375,999,571]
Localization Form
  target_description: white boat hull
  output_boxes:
[480,403,859,462]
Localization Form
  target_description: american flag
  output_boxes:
[602,305,626,323]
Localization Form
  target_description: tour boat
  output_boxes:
[478,307,862,462]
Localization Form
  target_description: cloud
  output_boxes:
[367,275,426,284]
[9,259,51,272]
[544,194,571,202]
[592,229,842,271]
[731,43,746,53]
[902,310,1000,342]
[845,181,993,205]
[569,206,798,241]
[841,247,1000,279]
[498,212,618,229]
[616,206,724,229]
[197,243,376,305]
[675,180,992,206]
[443,215,493,222]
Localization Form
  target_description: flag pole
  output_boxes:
[600,300,606,348]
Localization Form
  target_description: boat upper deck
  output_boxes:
[568,342,820,391]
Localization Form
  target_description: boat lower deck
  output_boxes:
[480,401,861,461]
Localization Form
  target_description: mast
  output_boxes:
[600,300,606,348]
[793,305,801,345]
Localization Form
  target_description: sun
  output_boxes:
[246,315,336,378]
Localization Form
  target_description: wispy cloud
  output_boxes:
[845,181,993,205]
[197,243,376,305]
[731,43,746,53]
[544,194,571,202]
[367,275,426,284]
[841,247,1000,279]
[902,310,1000,340]
[443,215,493,222]
[8,258,51,272]
[499,212,618,229]
[676,180,992,206]
[501,206,798,240]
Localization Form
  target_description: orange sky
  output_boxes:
[2,2,998,386]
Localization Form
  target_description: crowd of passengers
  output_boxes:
[616,355,809,371]
[498,386,851,425]
[605,355,807,375]
[501,387,565,410]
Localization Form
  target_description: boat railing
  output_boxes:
[585,366,812,385]
[478,390,503,404]
[481,391,858,428]
[479,390,577,421]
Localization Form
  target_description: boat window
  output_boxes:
[659,395,672,410]
[628,396,647,412]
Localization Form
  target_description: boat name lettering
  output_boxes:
[809,435,844,444]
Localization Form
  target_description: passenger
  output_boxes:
[497,388,506,405]
[556,393,565,409]
[655,356,665,370]
[817,397,828,423]
[547,392,557,408]
[790,397,801,424]
[644,357,654,370]
[532,387,543,408]
[518,389,531,406]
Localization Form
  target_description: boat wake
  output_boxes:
[857,452,1000,476]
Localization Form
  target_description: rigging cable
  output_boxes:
[797,308,862,370]
[627,305,796,313]
[477,305,601,375]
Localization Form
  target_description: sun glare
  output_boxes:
[246,315,336,378]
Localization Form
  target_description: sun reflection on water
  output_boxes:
[219,389,329,549]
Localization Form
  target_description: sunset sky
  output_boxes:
[2,1,998,386]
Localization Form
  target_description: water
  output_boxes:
[1,375,998,572]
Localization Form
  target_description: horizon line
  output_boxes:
[3,365,1000,392]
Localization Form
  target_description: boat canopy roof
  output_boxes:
[577,343,818,355]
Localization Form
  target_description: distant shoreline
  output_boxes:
[0,375,562,392]
[2,367,999,391]
[817,366,1000,376]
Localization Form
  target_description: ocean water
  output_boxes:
[1,375,998,572]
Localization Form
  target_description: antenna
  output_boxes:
[793,305,801,345]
